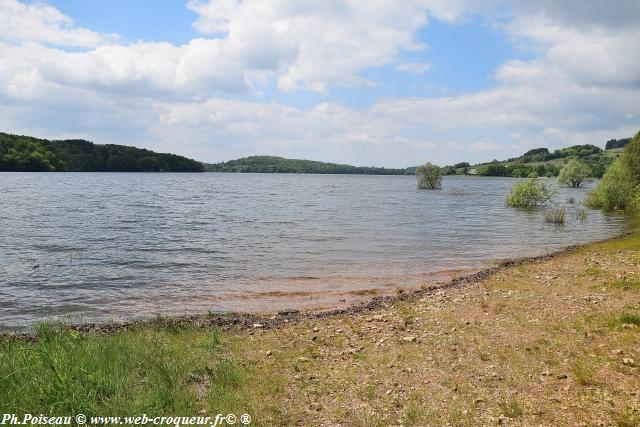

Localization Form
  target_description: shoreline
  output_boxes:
[2,229,638,425]
[3,231,633,340]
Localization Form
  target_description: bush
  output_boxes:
[621,131,640,182]
[416,163,442,189]
[557,158,591,187]
[586,131,640,211]
[506,177,557,208]
[584,158,636,210]
[544,207,566,224]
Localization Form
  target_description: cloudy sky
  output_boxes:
[1,0,638,167]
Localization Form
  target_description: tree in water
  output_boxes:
[416,163,442,189]
[557,158,591,187]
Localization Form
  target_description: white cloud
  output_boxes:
[0,0,116,47]
[395,62,432,74]
[187,0,434,92]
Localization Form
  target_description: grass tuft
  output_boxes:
[572,361,596,386]
[620,312,640,326]
[543,207,566,224]
[499,398,524,419]
[607,278,640,291]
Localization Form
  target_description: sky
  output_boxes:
[0,0,639,167]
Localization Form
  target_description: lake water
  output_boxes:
[0,173,635,330]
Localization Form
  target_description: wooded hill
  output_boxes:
[0,133,204,172]
[204,155,410,175]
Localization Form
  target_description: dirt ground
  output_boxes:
[225,235,639,426]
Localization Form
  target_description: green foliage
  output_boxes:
[508,144,602,164]
[476,162,559,178]
[468,140,625,179]
[620,312,640,326]
[416,162,442,189]
[557,158,591,187]
[205,155,410,175]
[621,131,640,182]
[0,325,230,413]
[478,163,509,176]
[505,177,556,208]
[517,147,551,163]
[0,133,204,172]
[584,160,634,210]
[605,137,630,150]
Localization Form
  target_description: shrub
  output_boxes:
[557,158,591,187]
[621,131,640,181]
[544,207,565,224]
[584,159,635,210]
[416,162,442,189]
[506,177,556,208]
[586,131,640,211]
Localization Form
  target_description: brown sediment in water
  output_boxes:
[1,232,633,341]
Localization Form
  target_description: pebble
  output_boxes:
[402,336,417,343]
[252,323,264,328]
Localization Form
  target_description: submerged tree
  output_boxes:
[416,162,442,189]
[557,158,591,187]
[506,177,556,208]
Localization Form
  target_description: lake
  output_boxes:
[0,173,635,330]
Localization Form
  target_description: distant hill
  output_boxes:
[204,155,411,175]
[444,143,625,178]
[0,133,204,172]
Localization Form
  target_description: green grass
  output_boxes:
[572,361,596,386]
[498,397,524,419]
[619,312,640,326]
[0,324,238,414]
[606,278,640,291]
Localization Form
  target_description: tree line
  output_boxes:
[0,133,204,172]
[204,156,411,175]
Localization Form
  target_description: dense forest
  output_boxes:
[605,137,631,150]
[0,133,204,172]
[204,156,411,175]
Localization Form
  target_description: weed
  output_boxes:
[572,361,596,386]
[607,278,640,291]
[543,207,565,224]
[613,408,640,427]
[620,312,640,326]
[499,397,524,419]
[576,209,588,222]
